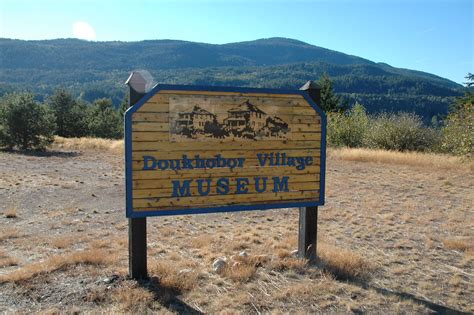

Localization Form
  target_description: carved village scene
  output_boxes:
[170,96,291,141]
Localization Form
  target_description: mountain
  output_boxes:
[0,37,464,121]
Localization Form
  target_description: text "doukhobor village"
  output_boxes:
[141,152,315,197]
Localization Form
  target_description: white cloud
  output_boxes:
[72,21,96,41]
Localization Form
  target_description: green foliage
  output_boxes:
[0,93,56,150]
[440,75,474,157]
[318,73,347,112]
[117,93,129,138]
[327,102,369,147]
[464,73,474,87]
[364,112,439,152]
[48,88,89,137]
[0,38,463,122]
[328,103,440,152]
[87,98,121,139]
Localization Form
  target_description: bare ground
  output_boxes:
[0,147,472,314]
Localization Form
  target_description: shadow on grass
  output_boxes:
[318,264,470,315]
[0,149,81,158]
[367,285,471,315]
[314,250,469,314]
[138,277,203,315]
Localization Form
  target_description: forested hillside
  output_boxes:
[0,37,464,121]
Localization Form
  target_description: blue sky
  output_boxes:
[1,0,472,83]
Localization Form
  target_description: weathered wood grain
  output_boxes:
[128,89,323,211]
[133,190,319,208]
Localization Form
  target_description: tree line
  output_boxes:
[0,89,127,150]
[0,74,472,158]
[325,73,473,157]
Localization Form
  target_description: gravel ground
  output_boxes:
[0,149,472,314]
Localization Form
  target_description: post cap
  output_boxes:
[299,80,320,91]
[125,70,157,94]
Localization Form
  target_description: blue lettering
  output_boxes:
[257,153,268,166]
[172,180,192,197]
[236,178,249,194]
[254,177,267,193]
[273,176,289,193]
[216,177,229,195]
[142,156,156,170]
[197,179,212,196]
[295,157,306,170]
[157,159,169,170]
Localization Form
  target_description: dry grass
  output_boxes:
[112,282,155,312]
[0,250,19,267]
[49,236,77,249]
[0,256,19,268]
[329,147,473,171]
[50,137,473,172]
[223,263,256,282]
[0,249,113,283]
[189,234,213,248]
[51,136,124,154]
[1,140,472,313]
[318,243,374,281]
[270,257,307,274]
[443,238,473,252]
[4,207,18,219]
[0,228,21,241]
[150,260,199,292]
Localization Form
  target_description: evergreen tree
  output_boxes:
[88,98,121,139]
[441,74,474,157]
[317,73,347,112]
[0,93,56,150]
[48,88,88,137]
[464,73,474,87]
[117,92,129,137]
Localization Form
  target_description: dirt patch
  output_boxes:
[0,148,472,313]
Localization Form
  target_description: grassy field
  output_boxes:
[0,138,472,314]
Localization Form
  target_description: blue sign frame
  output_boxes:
[125,84,326,218]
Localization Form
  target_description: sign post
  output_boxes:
[124,80,326,279]
[126,72,149,279]
[298,81,321,263]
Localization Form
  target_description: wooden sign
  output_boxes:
[125,85,326,218]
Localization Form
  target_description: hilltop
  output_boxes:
[0,37,464,120]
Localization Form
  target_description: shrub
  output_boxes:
[48,88,89,138]
[327,102,369,148]
[0,93,56,150]
[364,112,439,152]
[87,98,121,139]
[440,95,473,158]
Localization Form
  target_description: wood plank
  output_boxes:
[139,101,169,112]
[132,165,321,180]
[131,140,321,152]
[158,90,305,99]
[132,112,321,124]
[167,95,311,108]
[133,197,318,212]
[132,122,170,132]
[133,176,320,189]
[132,180,320,198]
[133,190,319,208]
[132,106,317,117]
[130,132,322,144]
[292,133,322,141]
[132,157,321,171]
[132,112,170,122]
[131,149,321,161]
[132,122,321,132]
